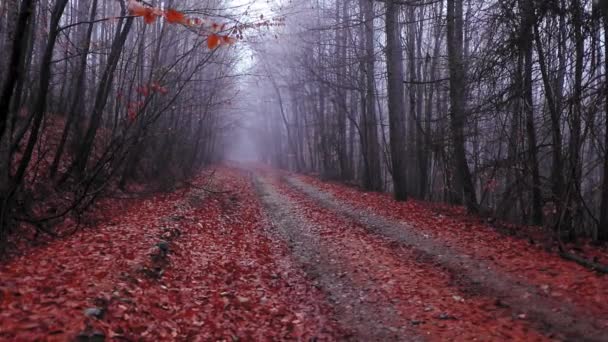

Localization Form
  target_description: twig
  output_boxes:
[58,15,135,32]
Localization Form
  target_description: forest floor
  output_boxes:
[1,165,608,341]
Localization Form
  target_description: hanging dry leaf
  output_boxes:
[221,35,235,45]
[128,0,159,24]
[165,8,186,24]
[207,34,220,49]
[142,9,156,24]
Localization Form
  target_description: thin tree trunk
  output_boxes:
[385,0,407,200]
[568,0,584,236]
[521,0,543,225]
[360,0,382,191]
[598,13,608,241]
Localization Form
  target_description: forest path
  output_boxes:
[1,166,607,341]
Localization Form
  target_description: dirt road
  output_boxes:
[1,167,606,341]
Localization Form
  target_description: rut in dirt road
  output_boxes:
[255,176,419,341]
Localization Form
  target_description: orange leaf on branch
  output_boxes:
[221,35,235,45]
[142,9,156,24]
[128,0,159,24]
[207,34,220,49]
[127,0,146,15]
[165,8,186,24]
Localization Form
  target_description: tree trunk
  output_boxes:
[385,0,407,200]
[568,0,584,236]
[598,13,608,241]
[0,0,35,141]
[446,0,478,212]
[521,0,543,225]
[360,0,382,191]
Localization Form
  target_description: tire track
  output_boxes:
[255,175,421,341]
